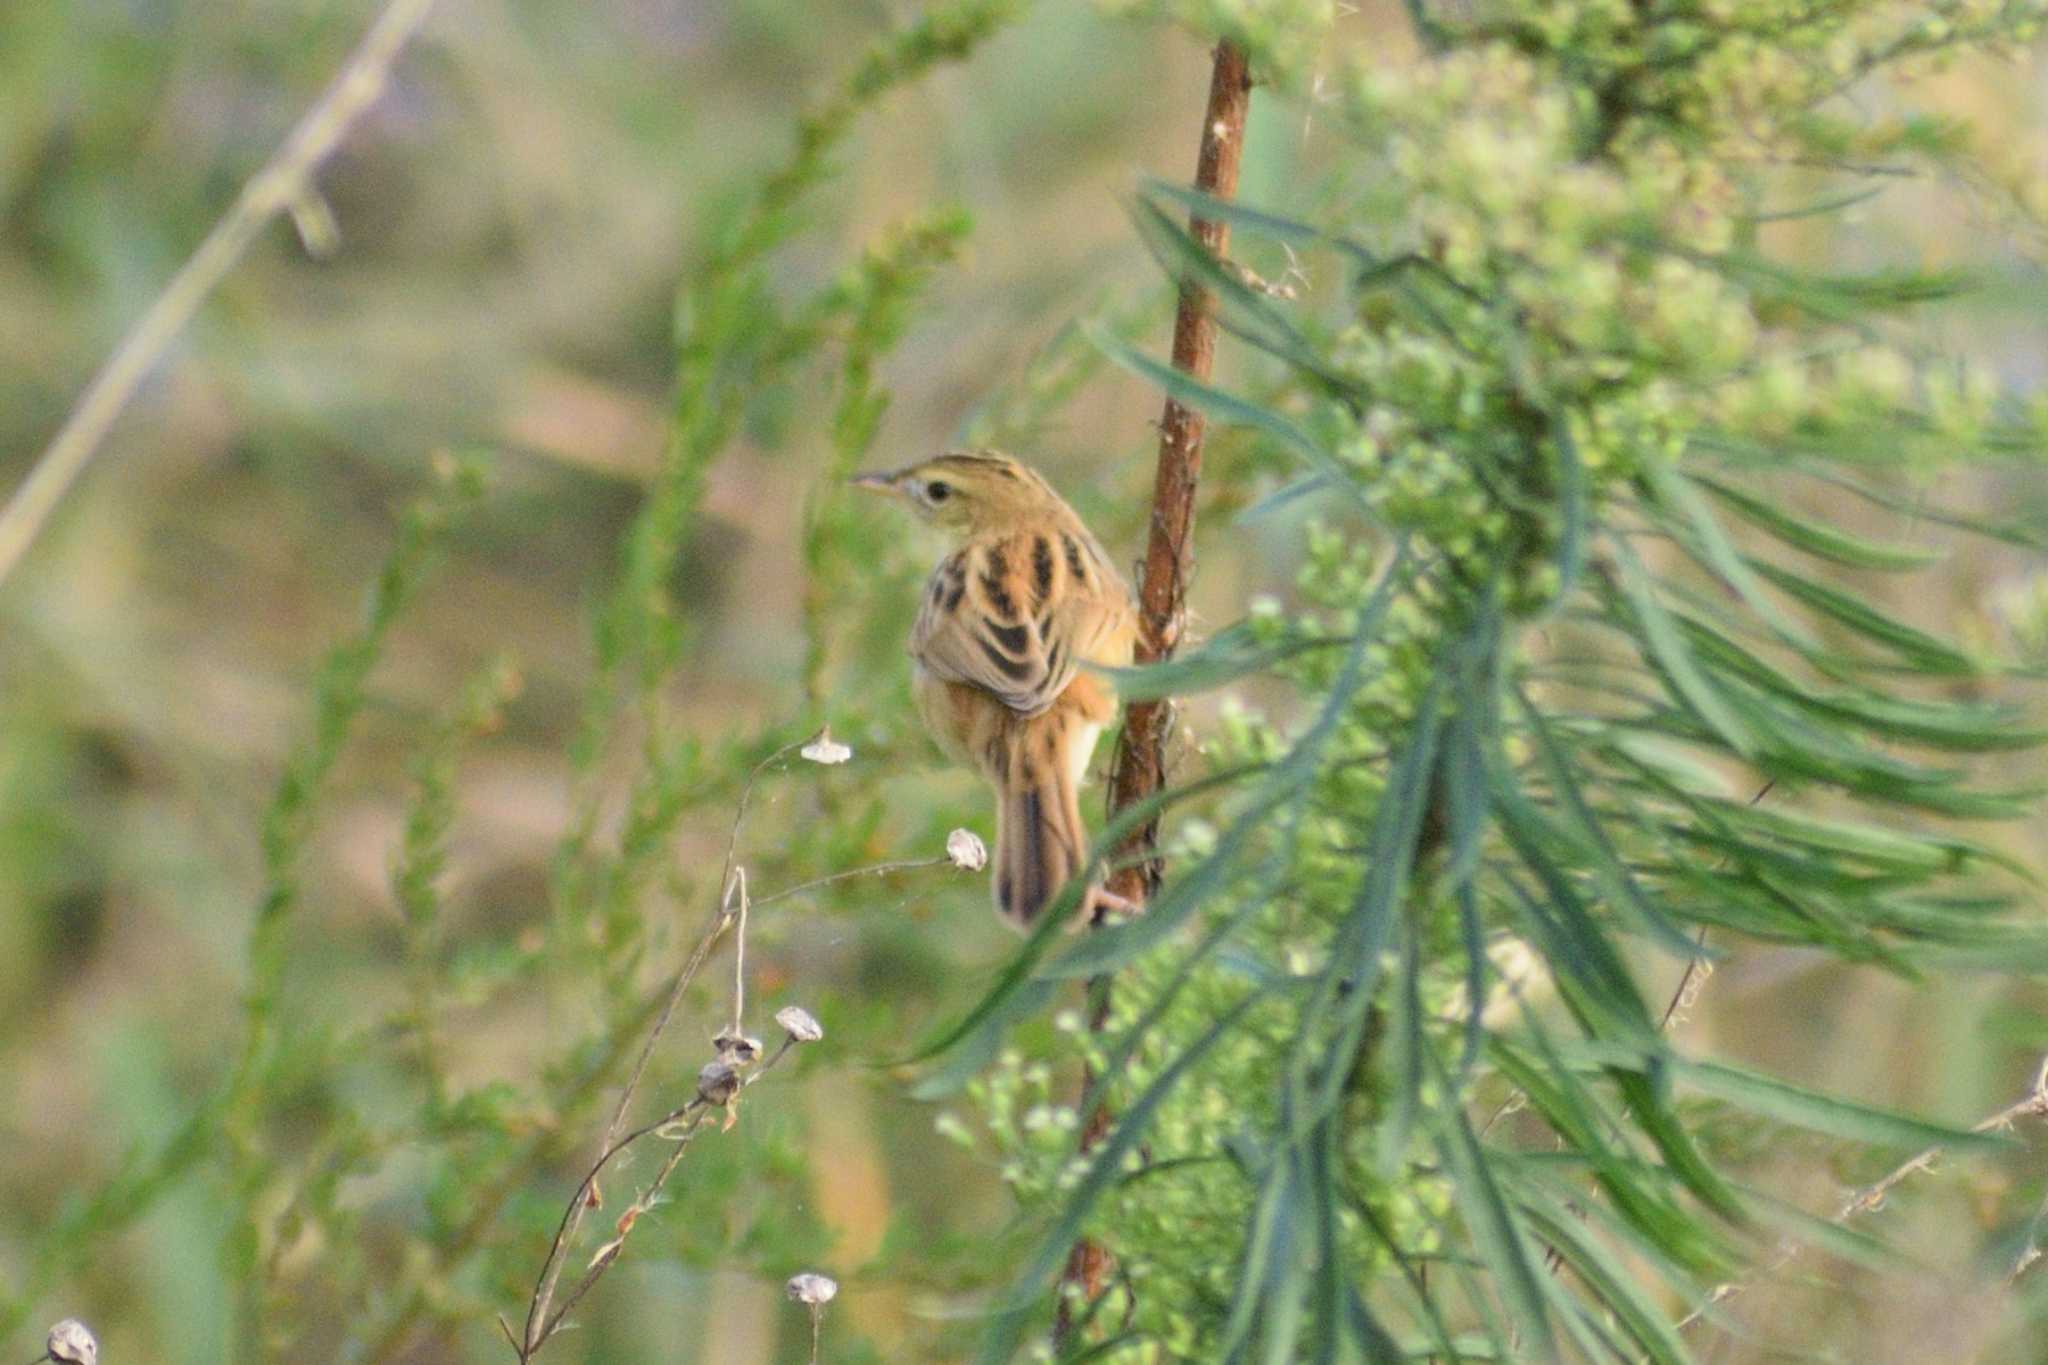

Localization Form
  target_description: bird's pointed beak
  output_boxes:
[849,469,899,494]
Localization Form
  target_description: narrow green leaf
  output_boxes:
[1308,1117,1406,1365]
[1492,795,1655,1040]
[1748,557,1984,675]
[1445,689,1491,1081]
[1303,684,1446,1126]
[1437,1087,1558,1363]
[1666,604,2045,753]
[1088,324,1348,483]
[1744,184,1887,223]
[1711,799,1990,876]
[1108,622,1344,702]
[1676,1057,2013,1152]
[1610,536,1757,756]
[1489,1035,1732,1276]
[1642,460,1815,647]
[905,979,1058,1100]
[1513,685,1707,961]
[1237,472,1339,523]
[1795,464,2048,552]
[1217,1157,1298,1361]
[1550,411,1587,609]
[1692,473,1941,571]
[1515,1190,1692,1365]
[1142,178,1383,269]
[1129,196,1337,386]
[1698,245,1977,318]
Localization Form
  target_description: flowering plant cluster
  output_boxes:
[946,1,2048,1358]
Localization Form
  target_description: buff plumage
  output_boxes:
[853,451,1137,927]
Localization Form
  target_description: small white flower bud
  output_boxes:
[945,828,989,871]
[800,730,853,765]
[786,1272,839,1305]
[46,1320,98,1365]
[775,1005,824,1043]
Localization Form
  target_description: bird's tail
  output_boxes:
[993,719,1092,930]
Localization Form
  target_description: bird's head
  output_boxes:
[850,451,1068,536]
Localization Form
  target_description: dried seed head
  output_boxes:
[786,1272,839,1305]
[775,1005,824,1043]
[696,1060,741,1106]
[46,1319,98,1365]
[799,730,853,765]
[946,827,988,871]
[712,1028,763,1065]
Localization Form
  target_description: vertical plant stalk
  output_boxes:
[1103,40,1251,909]
[1057,37,1251,1345]
[0,0,438,590]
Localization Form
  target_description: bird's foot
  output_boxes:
[1084,884,1144,925]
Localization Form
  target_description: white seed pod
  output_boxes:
[775,1005,824,1043]
[46,1320,98,1365]
[696,1060,741,1106]
[799,730,853,765]
[785,1272,839,1305]
[945,827,989,871]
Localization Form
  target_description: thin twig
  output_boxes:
[1654,780,1772,1035]
[527,1043,802,1355]
[516,739,957,1360]
[521,869,739,1354]
[1675,1054,2048,1336]
[749,855,953,908]
[518,884,737,1355]
[1654,926,1712,1032]
[722,741,808,897]
[0,0,439,589]
[519,854,809,1361]
[1055,37,1252,1350]
[730,869,749,1035]
[2006,1187,2048,1285]
[522,739,803,1352]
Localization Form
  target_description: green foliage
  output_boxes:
[804,210,975,705]
[2,2,1027,1359]
[15,0,2048,1361]
[931,2,2048,1360]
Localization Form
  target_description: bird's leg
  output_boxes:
[1085,883,1143,924]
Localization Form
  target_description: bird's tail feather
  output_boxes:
[993,727,1089,929]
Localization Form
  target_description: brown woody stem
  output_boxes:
[1105,39,1252,908]
[1055,37,1251,1350]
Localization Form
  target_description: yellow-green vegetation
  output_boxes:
[12,1,2048,1363]
[932,1,2048,1360]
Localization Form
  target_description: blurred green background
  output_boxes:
[8,1,2048,1361]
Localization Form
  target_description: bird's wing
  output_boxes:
[912,526,1133,717]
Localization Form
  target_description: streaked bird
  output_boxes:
[852,451,1138,928]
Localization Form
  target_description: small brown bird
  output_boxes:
[853,451,1138,928]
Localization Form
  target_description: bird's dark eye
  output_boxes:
[926,480,952,503]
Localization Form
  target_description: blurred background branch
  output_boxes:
[0,0,437,588]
